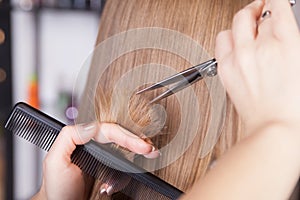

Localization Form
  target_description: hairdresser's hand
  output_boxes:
[31,122,159,200]
[216,0,300,133]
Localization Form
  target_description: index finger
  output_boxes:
[95,123,159,157]
[231,0,264,46]
[49,122,159,163]
[264,0,299,39]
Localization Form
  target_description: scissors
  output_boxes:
[136,58,218,104]
[137,0,296,104]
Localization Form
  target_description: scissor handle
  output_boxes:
[289,0,296,6]
[196,58,217,78]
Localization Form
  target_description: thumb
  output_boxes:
[48,122,98,160]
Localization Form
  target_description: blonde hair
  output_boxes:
[78,0,253,199]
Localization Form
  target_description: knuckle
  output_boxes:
[215,30,231,59]
[61,126,75,134]
[101,123,113,141]
[122,136,131,149]
[233,9,251,25]
[103,131,112,143]
[60,126,77,143]
[216,31,228,43]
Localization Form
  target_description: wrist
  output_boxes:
[247,118,300,137]
[249,122,300,165]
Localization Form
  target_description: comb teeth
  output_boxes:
[71,145,113,179]
[72,146,132,195]
[121,179,170,200]
[5,104,63,151]
[5,102,183,199]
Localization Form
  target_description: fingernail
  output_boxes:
[78,122,97,142]
[99,183,114,196]
[144,146,161,159]
[106,185,113,196]
[99,184,107,194]
[142,138,161,158]
[143,137,153,145]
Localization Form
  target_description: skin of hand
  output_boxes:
[32,0,300,199]
[31,122,159,200]
[215,0,300,134]
[181,0,300,199]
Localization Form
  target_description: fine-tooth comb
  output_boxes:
[5,102,183,199]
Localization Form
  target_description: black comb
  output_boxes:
[5,102,183,200]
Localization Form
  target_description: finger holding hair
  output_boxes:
[47,122,159,163]
[231,0,264,46]
[95,123,160,158]
[260,0,299,40]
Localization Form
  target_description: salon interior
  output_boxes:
[0,0,299,199]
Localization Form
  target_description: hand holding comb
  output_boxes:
[5,102,183,199]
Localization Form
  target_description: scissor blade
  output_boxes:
[136,58,217,95]
[149,71,202,104]
[136,66,200,94]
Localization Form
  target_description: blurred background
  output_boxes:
[0,0,104,199]
[0,0,299,199]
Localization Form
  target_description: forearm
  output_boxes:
[182,123,300,200]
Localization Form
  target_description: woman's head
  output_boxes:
[78,0,252,198]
